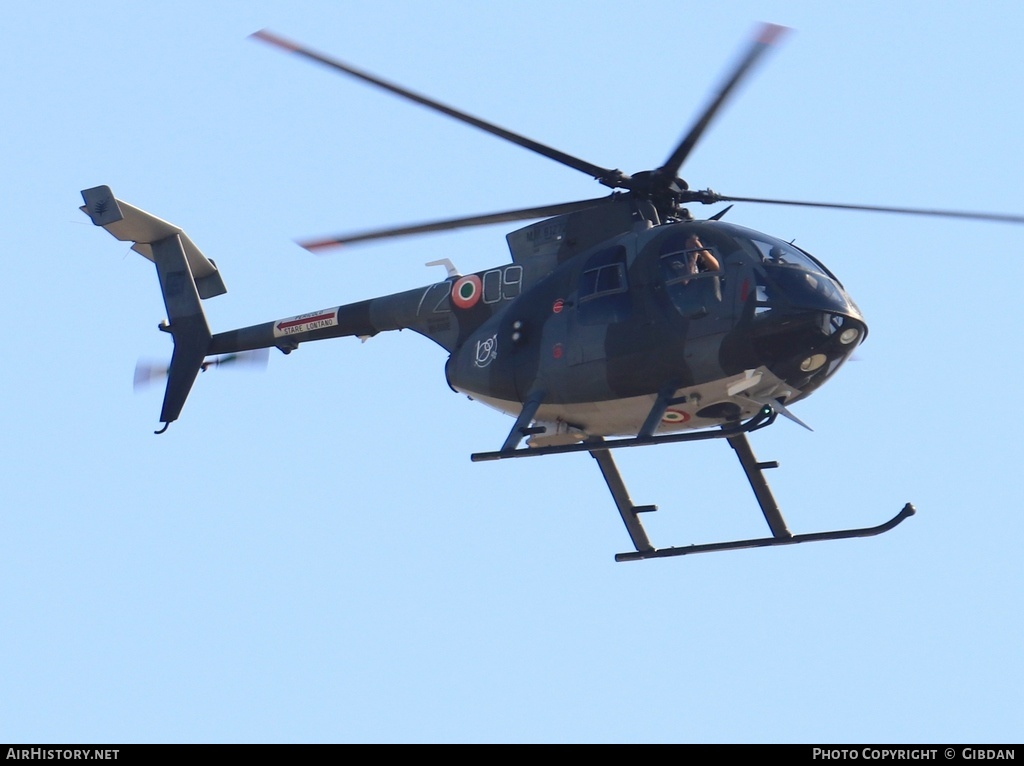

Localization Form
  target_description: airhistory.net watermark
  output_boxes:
[6,750,118,760]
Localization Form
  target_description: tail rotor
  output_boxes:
[134,349,269,392]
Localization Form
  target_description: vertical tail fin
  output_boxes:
[149,233,212,431]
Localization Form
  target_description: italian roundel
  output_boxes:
[451,275,482,309]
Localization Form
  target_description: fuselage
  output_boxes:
[444,219,865,438]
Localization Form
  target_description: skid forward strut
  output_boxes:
[590,448,655,555]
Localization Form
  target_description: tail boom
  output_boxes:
[208,300,379,356]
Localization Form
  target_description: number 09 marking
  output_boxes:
[482,265,523,304]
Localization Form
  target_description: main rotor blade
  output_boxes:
[657,22,788,185]
[709,194,1024,225]
[298,196,614,251]
[251,30,626,188]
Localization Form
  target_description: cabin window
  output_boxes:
[579,262,625,298]
[577,245,630,325]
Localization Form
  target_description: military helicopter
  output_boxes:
[80,23,1024,562]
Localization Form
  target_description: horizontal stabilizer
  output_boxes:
[82,186,219,431]
[81,185,227,299]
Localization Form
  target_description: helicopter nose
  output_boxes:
[751,310,865,397]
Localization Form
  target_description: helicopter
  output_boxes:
[80,23,1024,562]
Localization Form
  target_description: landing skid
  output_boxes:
[613,503,916,562]
[471,405,915,562]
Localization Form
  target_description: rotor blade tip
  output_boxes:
[296,238,339,254]
[757,22,790,45]
[250,29,298,52]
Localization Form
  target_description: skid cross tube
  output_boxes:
[471,405,777,462]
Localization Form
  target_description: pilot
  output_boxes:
[686,234,723,313]
[767,244,788,264]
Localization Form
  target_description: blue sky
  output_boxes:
[2,0,1022,743]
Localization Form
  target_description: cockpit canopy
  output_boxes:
[647,221,862,323]
[738,227,859,318]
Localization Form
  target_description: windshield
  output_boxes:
[742,233,853,315]
[748,237,830,275]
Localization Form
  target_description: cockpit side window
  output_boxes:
[660,247,721,285]
[577,245,630,325]
[658,231,723,319]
